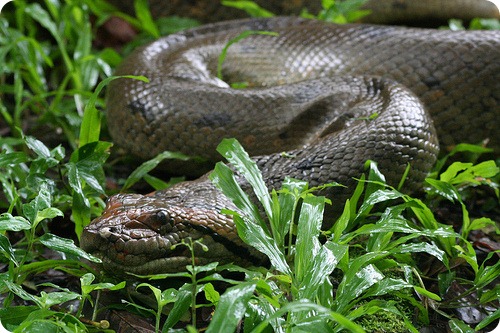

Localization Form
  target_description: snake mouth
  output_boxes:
[83,231,213,275]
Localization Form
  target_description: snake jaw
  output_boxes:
[81,193,266,275]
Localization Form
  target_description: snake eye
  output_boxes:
[156,211,174,235]
[156,211,171,224]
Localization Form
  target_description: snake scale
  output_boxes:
[81,16,500,275]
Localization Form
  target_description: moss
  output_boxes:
[357,309,411,333]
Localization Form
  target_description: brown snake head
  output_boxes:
[81,188,266,275]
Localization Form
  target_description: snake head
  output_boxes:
[80,192,265,276]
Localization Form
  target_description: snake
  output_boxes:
[80,16,500,275]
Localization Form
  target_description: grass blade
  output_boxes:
[79,75,148,147]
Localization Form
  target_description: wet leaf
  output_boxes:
[0,213,30,231]
[39,234,101,262]
[206,282,256,333]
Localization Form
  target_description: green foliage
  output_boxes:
[222,0,370,23]
[447,18,500,30]
[0,0,116,147]
[203,139,498,332]
[221,0,275,17]
[302,0,370,23]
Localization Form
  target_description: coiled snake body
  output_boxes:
[81,17,499,275]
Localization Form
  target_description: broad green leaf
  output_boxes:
[66,162,90,237]
[475,255,500,289]
[471,18,500,29]
[455,242,479,274]
[211,162,265,231]
[37,290,80,309]
[425,178,460,202]
[357,189,403,217]
[39,233,101,262]
[331,199,350,242]
[336,249,402,308]
[439,161,499,186]
[452,160,499,184]
[413,286,441,301]
[137,283,177,308]
[204,283,220,305]
[80,273,126,295]
[143,174,182,191]
[479,284,500,304]
[230,212,289,274]
[162,285,193,331]
[0,306,39,328]
[362,278,412,298]
[448,319,475,333]
[209,163,267,224]
[206,282,256,333]
[69,142,112,196]
[254,279,281,308]
[363,160,387,199]
[275,177,308,246]
[187,261,219,275]
[295,195,324,283]
[215,138,273,220]
[440,161,471,180]
[0,152,29,166]
[299,241,347,302]
[348,173,365,218]
[4,280,40,306]
[251,300,364,333]
[468,217,495,231]
[395,242,447,265]
[0,213,30,231]
[22,182,52,225]
[335,264,384,313]
[37,207,63,223]
[0,234,17,266]
[70,141,112,165]
[25,136,51,159]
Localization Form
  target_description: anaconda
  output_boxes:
[81,17,499,275]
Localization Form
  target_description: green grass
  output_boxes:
[0,0,499,332]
